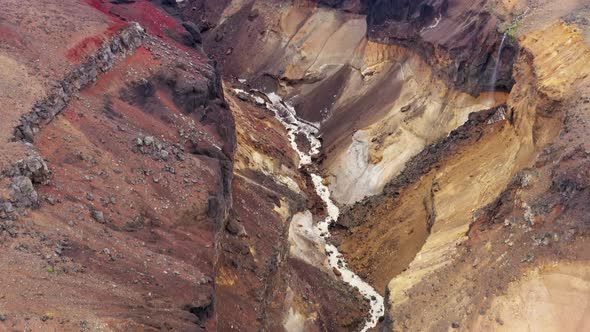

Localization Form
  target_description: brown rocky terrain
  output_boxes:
[0,0,589,331]
[0,0,369,330]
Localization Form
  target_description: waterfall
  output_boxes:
[490,32,507,92]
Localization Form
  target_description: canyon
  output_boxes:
[0,0,589,331]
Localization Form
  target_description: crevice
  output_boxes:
[424,178,437,233]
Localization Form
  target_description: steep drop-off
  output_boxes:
[183,0,511,205]
[0,0,589,331]
[0,1,235,330]
[183,0,590,330]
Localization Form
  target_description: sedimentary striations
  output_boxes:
[182,0,590,330]
[187,0,507,205]
[365,0,518,94]
[335,5,590,332]
[0,0,589,331]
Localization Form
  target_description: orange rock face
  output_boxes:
[0,0,589,331]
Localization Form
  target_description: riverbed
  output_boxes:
[234,88,384,331]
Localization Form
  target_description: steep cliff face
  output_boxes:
[337,13,590,332]
[215,89,369,331]
[190,0,516,96]
[365,0,517,94]
[0,1,235,330]
[178,0,506,205]
[1,0,589,331]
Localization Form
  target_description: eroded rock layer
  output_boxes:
[0,0,589,331]
[180,0,590,330]
[335,9,590,332]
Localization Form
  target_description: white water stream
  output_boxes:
[234,88,384,331]
[489,32,507,92]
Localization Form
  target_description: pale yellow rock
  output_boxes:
[472,262,590,332]
[385,21,590,325]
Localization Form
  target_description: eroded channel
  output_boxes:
[234,88,384,331]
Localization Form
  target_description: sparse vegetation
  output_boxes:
[505,21,521,38]
[498,7,529,38]
[432,135,446,147]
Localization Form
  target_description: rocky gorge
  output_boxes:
[0,0,589,331]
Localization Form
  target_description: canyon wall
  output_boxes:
[182,0,510,205]
[0,0,588,331]
[177,0,590,330]
[365,0,517,94]
[336,9,590,332]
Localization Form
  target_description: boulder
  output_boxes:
[11,153,50,184]
[10,176,38,208]
[91,209,106,223]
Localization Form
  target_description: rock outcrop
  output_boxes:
[365,0,517,94]
[337,18,590,332]
[14,23,145,142]
[3,152,51,212]
[3,22,145,222]
[1,0,589,331]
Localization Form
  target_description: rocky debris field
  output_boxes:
[0,0,589,331]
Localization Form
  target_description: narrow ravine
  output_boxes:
[234,88,384,331]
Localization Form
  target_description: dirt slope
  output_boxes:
[1,0,589,331]
[0,1,370,330]
[0,0,234,330]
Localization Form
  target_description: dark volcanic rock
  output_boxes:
[2,152,51,212]
[183,294,214,322]
[226,217,247,237]
[365,0,517,94]
[314,0,365,12]
[182,21,203,44]
[0,202,15,220]
[7,152,50,184]
[13,23,145,142]
[91,209,106,223]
